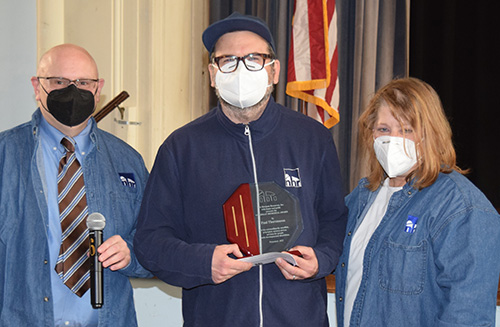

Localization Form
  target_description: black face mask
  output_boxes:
[44,84,96,127]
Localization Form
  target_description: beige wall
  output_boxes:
[36,0,210,169]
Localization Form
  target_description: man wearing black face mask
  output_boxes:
[33,44,103,135]
[38,80,97,127]
[0,44,151,327]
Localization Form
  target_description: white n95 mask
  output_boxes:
[374,136,417,178]
[215,63,271,108]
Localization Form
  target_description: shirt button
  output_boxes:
[44,297,49,302]
[341,262,345,267]
[347,232,352,236]
[44,260,48,264]
[339,297,343,302]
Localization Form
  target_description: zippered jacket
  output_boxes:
[134,97,348,326]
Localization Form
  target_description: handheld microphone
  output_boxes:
[87,212,106,309]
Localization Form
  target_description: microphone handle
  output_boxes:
[89,230,103,308]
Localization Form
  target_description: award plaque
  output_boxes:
[223,182,303,265]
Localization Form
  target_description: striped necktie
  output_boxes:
[55,137,90,297]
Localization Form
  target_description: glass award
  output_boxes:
[223,182,303,265]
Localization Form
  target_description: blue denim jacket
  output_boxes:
[335,171,500,327]
[0,110,152,327]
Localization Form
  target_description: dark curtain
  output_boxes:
[410,1,500,209]
[336,0,408,190]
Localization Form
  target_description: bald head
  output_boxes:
[37,44,99,79]
[31,44,105,137]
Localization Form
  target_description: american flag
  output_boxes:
[286,0,340,128]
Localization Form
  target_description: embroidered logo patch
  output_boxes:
[284,168,302,188]
[119,173,137,188]
[405,215,418,233]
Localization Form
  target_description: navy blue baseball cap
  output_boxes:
[202,12,276,55]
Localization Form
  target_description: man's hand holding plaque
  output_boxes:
[223,182,304,266]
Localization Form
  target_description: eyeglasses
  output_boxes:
[37,77,99,92]
[213,53,275,73]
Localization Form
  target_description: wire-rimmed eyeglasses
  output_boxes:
[37,77,99,92]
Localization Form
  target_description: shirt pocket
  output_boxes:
[109,188,141,237]
[378,238,427,295]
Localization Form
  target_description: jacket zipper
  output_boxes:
[244,124,264,327]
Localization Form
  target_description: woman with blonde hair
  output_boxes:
[335,77,500,326]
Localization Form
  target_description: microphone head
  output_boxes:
[87,212,106,231]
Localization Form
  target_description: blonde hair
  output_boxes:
[359,77,465,191]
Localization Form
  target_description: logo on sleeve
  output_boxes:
[119,173,137,188]
[284,168,302,188]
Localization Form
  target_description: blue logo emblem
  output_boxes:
[405,215,418,233]
[284,168,302,188]
[119,173,136,188]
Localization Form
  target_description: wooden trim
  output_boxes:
[497,277,500,306]
[326,274,335,293]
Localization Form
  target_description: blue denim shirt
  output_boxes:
[335,171,500,327]
[0,109,152,327]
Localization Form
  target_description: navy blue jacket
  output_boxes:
[134,98,348,326]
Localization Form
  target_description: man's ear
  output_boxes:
[208,63,217,88]
[94,78,105,103]
[272,59,281,84]
[31,76,41,101]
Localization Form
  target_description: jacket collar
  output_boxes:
[357,177,419,196]
[357,177,420,213]
[215,96,281,142]
[352,177,419,234]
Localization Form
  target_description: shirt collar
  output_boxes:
[38,113,94,156]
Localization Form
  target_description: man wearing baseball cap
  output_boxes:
[134,12,347,326]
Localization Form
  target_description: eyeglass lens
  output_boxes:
[40,77,98,91]
[217,53,269,73]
